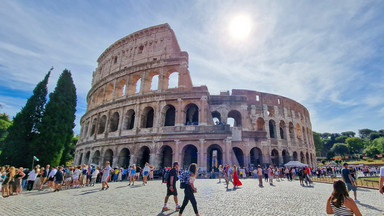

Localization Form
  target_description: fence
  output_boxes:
[311,177,380,189]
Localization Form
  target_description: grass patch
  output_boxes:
[358,177,380,181]
[349,160,384,165]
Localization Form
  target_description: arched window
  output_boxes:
[109,112,119,132]
[302,127,307,143]
[98,115,107,134]
[135,78,141,93]
[90,118,97,136]
[168,72,178,88]
[124,109,135,130]
[185,104,199,125]
[83,122,89,138]
[211,111,221,125]
[296,123,302,139]
[105,83,114,101]
[228,110,242,127]
[269,120,276,138]
[150,74,159,91]
[289,122,294,139]
[141,107,154,128]
[116,80,126,97]
[164,105,176,126]
[96,89,104,105]
[257,118,265,131]
[279,120,285,139]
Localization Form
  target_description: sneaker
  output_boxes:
[106,186,109,190]
[128,184,131,186]
[101,187,105,191]
[176,205,181,211]
[162,207,170,212]
[355,199,360,203]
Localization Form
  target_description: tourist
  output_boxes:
[128,164,136,186]
[54,166,64,192]
[162,161,181,212]
[143,162,150,185]
[326,180,362,216]
[47,166,57,190]
[40,165,49,190]
[90,166,99,186]
[14,167,25,194]
[178,163,199,216]
[218,165,223,183]
[64,167,73,189]
[117,167,123,181]
[232,165,242,189]
[73,166,81,188]
[225,164,233,190]
[2,166,15,197]
[86,164,93,186]
[341,163,358,202]
[299,168,305,186]
[136,165,141,181]
[268,166,274,185]
[263,167,268,182]
[32,167,42,190]
[379,165,384,195]
[26,167,38,191]
[101,161,113,190]
[149,165,154,181]
[113,168,119,182]
[80,164,88,187]
[0,166,6,194]
[257,165,263,187]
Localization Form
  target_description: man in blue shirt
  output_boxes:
[341,163,358,202]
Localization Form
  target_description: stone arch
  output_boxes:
[135,78,142,93]
[232,147,244,167]
[250,147,262,167]
[296,123,302,139]
[149,73,159,91]
[211,111,221,124]
[271,149,279,166]
[118,148,130,168]
[310,153,314,166]
[96,89,104,105]
[306,152,310,165]
[92,150,101,165]
[228,110,242,127]
[98,115,107,134]
[104,149,114,166]
[207,144,223,172]
[116,79,126,97]
[289,122,295,139]
[78,152,83,165]
[256,117,265,131]
[292,151,298,161]
[83,122,89,138]
[109,112,120,132]
[137,146,150,168]
[127,75,141,95]
[105,83,114,101]
[185,103,199,125]
[307,128,311,146]
[90,118,97,136]
[300,152,305,163]
[141,107,154,128]
[163,105,176,126]
[167,71,179,89]
[279,120,286,139]
[85,151,91,164]
[159,145,173,168]
[182,144,198,169]
[269,120,276,138]
[124,109,135,130]
[282,150,289,164]
[302,127,307,143]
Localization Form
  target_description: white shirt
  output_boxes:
[143,166,150,172]
[380,166,384,176]
[92,169,99,178]
[48,169,57,178]
[27,170,38,181]
[103,166,112,177]
[73,169,81,177]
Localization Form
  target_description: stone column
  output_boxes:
[199,139,206,171]
[176,98,183,126]
[174,140,180,164]
[225,138,232,164]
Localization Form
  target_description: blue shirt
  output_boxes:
[341,168,351,184]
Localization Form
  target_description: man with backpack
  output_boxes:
[162,162,181,212]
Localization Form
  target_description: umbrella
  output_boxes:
[284,161,308,167]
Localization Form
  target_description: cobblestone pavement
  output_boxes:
[1,178,383,216]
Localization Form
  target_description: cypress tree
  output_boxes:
[33,69,76,166]
[0,69,51,166]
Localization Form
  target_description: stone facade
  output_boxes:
[75,23,316,170]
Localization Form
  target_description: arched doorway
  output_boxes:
[300,152,305,163]
[137,146,150,168]
[85,151,90,164]
[269,120,276,138]
[92,151,101,165]
[104,149,113,166]
[141,107,154,128]
[109,112,119,132]
[163,105,176,126]
[306,152,310,165]
[78,153,83,165]
[282,150,289,164]
[292,151,298,161]
[232,147,244,167]
[183,145,198,169]
[271,149,279,166]
[207,144,223,172]
[124,109,135,130]
[257,118,265,131]
[279,121,285,139]
[118,148,130,168]
[160,145,173,168]
[185,104,199,125]
[250,147,262,167]
[211,111,221,125]
[228,110,242,127]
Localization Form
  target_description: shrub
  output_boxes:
[382,158,384,162]
[367,158,374,162]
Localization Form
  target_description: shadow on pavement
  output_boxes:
[357,202,383,213]
[157,210,177,216]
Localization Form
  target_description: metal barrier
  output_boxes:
[311,177,380,189]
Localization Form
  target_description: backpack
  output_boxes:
[162,168,171,184]
[179,171,191,189]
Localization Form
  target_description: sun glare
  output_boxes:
[228,15,252,41]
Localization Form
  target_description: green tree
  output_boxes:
[364,145,380,158]
[359,129,375,138]
[341,131,356,137]
[32,69,77,166]
[369,132,382,141]
[60,134,78,165]
[331,143,349,157]
[313,132,323,156]
[0,113,12,151]
[371,137,384,153]
[335,136,348,144]
[0,71,51,166]
[345,137,364,154]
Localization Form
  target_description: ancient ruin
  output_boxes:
[75,24,316,170]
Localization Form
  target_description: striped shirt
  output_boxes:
[330,201,353,216]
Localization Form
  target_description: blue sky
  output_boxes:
[0,0,383,135]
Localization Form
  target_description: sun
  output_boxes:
[228,14,252,41]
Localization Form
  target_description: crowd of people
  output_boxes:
[1,161,383,215]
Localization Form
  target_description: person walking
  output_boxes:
[341,163,358,202]
[143,163,150,185]
[162,162,181,212]
[326,180,361,216]
[232,165,242,189]
[14,167,25,194]
[257,165,263,187]
[268,166,274,185]
[47,166,57,190]
[54,166,64,192]
[101,161,113,190]
[64,167,73,189]
[40,165,49,190]
[218,165,223,183]
[128,164,136,186]
[26,167,38,191]
[90,167,99,186]
[178,163,199,216]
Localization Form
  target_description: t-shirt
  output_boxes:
[167,168,177,187]
[55,170,64,182]
[103,166,112,177]
[380,166,384,176]
[92,169,99,178]
[257,168,263,176]
[341,168,351,184]
[73,169,81,178]
[143,166,150,172]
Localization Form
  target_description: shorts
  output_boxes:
[101,175,109,183]
[346,183,357,192]
[144,171,149,176]
[166,186,178,196]
[65,177,72,182]
[55,181,63,184]
[48,177,54,181]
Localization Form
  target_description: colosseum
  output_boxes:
[75,23,317,171]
